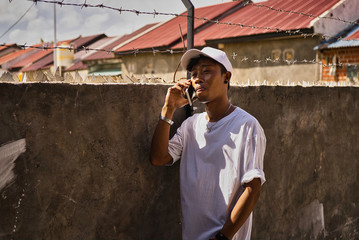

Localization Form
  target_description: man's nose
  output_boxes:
[192,73,204,83]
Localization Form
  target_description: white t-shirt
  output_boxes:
[168,107,266,240]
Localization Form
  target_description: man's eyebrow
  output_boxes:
[192,64,214,70]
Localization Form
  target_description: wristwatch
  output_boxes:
[159,115,174,126]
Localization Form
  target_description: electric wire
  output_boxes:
[0,2,35,40]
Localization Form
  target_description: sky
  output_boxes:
[0,0,239,45]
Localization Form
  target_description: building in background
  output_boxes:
[68,23,159,82]
[1,0,358,85]
[114,0,358,85]
[0,34,106,81]
[316,25,359,83]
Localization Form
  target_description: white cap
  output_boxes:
[180,47,233,74]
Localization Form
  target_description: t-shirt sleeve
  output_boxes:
[241,122,266,185]
[167,123,184,166]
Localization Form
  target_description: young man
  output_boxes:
[150,47,266,240]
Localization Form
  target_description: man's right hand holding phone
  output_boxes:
[161,79,194,119]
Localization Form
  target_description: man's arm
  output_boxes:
[150,80,191,166]
[150,105,176,166]
[215,178,262,239]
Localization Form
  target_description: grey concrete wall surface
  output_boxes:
[0,83,358,240]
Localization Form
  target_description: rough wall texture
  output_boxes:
[0,83,358,240]
[223,37,322,85]
[227,86,359,240]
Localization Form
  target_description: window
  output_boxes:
[283,49,295,62]
[346,65,358,82]
[271,49,281,62]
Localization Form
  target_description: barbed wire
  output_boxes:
[0,43,184,56]
[28,0,181,17]
[231,55,357,68]
[1,43,356,68]
[25,0,359,42]
[241,0,359,26]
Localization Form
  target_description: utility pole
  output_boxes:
[181,0,194,117]
[53,3,57,74]
[181,0,194,52]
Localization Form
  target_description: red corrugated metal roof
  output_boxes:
[19,34,107,72]
[182,0,340,47]
[69,33,107,50]
[0,44,17,52]
[0,44,21,58]
[87,23,158,60]
[21,53,53,72]
[75,37,115,60]
[66,24,159,71]
[0,47,33,65]
[65,60,87,71]
[10,47,52,70]
[115,1,241,52]
[347,28,359,40]
[65,37,116,71]
[323,25,359,49]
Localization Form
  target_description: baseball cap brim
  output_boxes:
[180,47,233,74]
[180,49,203,71]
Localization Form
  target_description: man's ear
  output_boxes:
[224,72,231,84]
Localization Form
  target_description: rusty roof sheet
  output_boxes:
[325,25,359,49]
[66,24,159,71]
[171,0,340,48]
[87,23,158,60]
[21,53,54,72]
[65,60,87,71]
[347,27,359,40]
[115,1,241,52]
[10,47,52,70]
[0,44,17,52]
[65,37,116,71]
[18,34,107,72]
[0,47,33,65]
[69,33,107,50]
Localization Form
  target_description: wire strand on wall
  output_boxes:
[1,43,356,68]
[25,0,359,42]
[0,42,184,55]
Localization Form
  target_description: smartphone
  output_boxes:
[184,84,196,106]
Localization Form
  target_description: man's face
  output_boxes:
[190,58,228,104]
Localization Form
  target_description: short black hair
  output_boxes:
[187,55,230,89]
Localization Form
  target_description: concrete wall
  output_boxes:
[0,83,358,240]
[222,37,322,85]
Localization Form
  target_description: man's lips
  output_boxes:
[196,86,205,92]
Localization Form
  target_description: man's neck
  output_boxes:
[205,98,232,122]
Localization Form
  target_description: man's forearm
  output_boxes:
[220,178,262,239]
[150,80,190,166]
[150,106,175,166]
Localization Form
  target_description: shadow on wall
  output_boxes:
[0,83,358,240]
